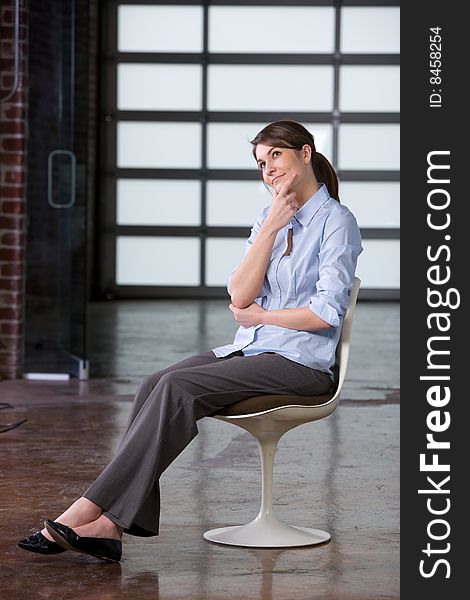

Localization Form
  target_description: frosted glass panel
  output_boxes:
[338,125,399,170]
[341,182,399,228]
[208,66,333,112]
[206,238,246,287]
[209,7,334,53]
[116,237,200,285]
[117,122,201,168]
[341,7,400,54]
[356,240,399,289]
[208,123,333,169]
[117,180,201,226]
[118,5,203,52]
[207,181,271,227]
[340,66,400,112]
[117,64,202,111]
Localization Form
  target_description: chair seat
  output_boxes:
[215,391,335,417]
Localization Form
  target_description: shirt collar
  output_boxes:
[292,183,330,229]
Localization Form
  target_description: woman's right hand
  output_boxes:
[262,174,298,232]
[228,174,298,308]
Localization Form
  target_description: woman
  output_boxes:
[18,120,362,562]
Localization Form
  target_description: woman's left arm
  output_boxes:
[229,303,331,331]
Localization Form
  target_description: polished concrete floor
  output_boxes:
[0,300,399,600]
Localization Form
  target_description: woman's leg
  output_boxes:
[79,353,331,537]
[120,351,220,440]
[40,351,223,541]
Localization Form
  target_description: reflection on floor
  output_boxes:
[0,300,399,600]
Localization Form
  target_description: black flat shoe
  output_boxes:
[44,519,122,563]
[17,531,67,555]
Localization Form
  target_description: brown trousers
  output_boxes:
[84,351,332,536]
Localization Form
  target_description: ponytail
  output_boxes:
[314,152,340,203]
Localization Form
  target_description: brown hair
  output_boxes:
[250,120,340,202]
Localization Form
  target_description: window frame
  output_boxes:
[99,0,400,300]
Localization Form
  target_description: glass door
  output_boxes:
[24,0,88,379]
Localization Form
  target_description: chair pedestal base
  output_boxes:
[203,516,330,548]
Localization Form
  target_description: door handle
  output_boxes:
[47,149,76,208]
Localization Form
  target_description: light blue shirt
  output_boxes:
[213,184,363,376]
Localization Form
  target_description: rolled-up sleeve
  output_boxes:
[308,209,363,327]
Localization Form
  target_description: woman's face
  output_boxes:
[255,143,311,193]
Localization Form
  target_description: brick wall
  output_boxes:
[0,1,28,379]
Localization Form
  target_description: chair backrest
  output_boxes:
[335,276,361,396]
[280,275,361,420]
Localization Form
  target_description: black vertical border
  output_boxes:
[401,1,466,597]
